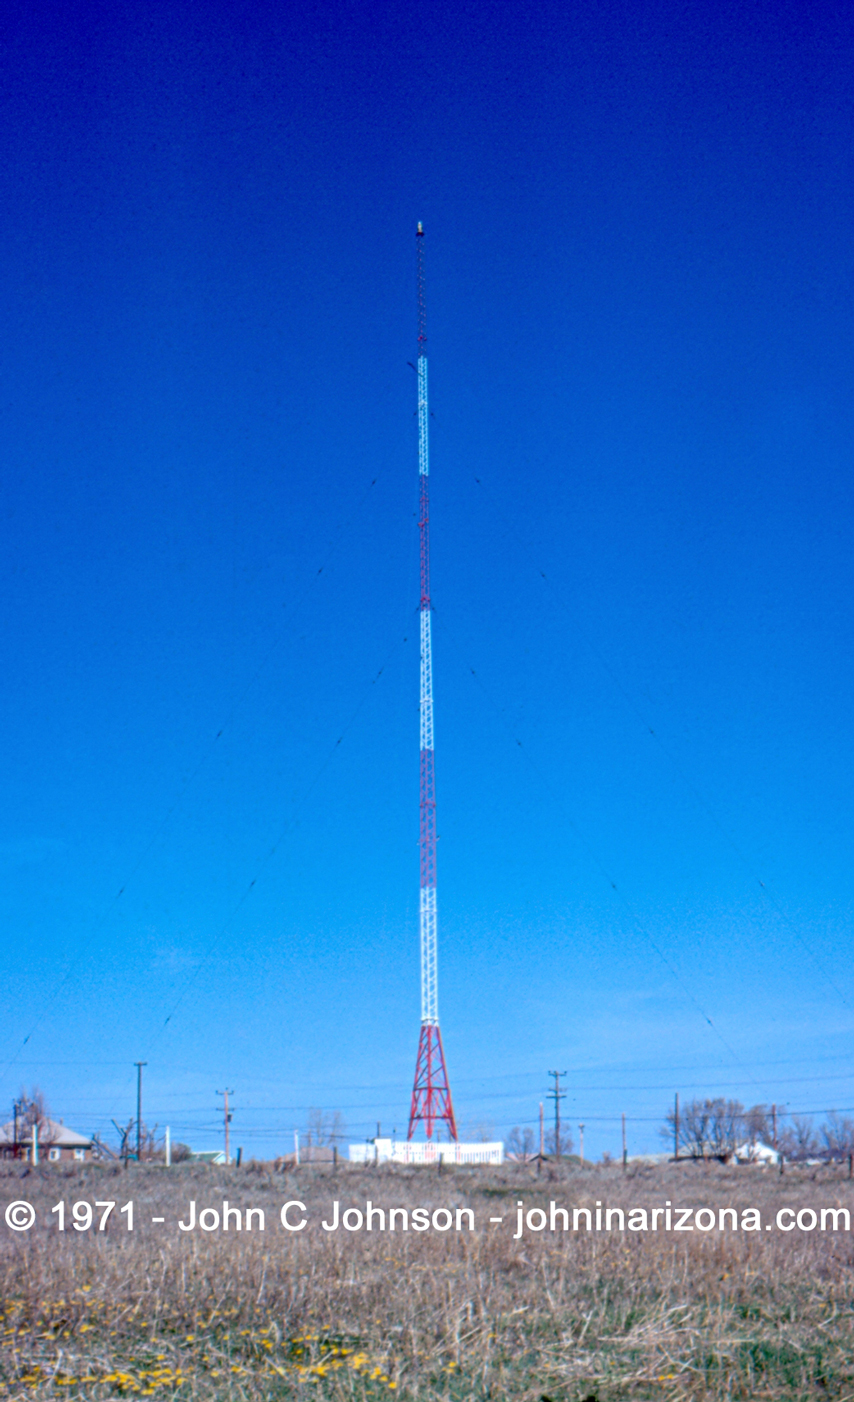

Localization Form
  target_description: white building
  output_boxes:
[733,1140,781,1165]
[349,1138,503,1166]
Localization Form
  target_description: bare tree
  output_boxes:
[7,1087,52,1158]
[662,1098,745,1159]
[90,1134,118,1163]
[111,1118,164,1163]
[662,1098,710,1158]
[471,1120,496,1144]
[545,1125,574,1157]
[505,1126,536,1160]
[820,1112,854,1161]
[140,1123,161,1162]
[305,1109,347,1147]
[716,1099,745,1154]
[112,1119,135,1164]
[778,1115,818,1162]
[743,1104,773,1146]
[16,1087,50,1141]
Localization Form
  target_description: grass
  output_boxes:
[1,1159,854,1399]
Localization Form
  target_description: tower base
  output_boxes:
[407,1022,457,1140]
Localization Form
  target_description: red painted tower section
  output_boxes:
[409,1023,456,1141]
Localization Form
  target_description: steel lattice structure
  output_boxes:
[408,224,458,1142]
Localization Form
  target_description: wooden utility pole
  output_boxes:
[772,1103,778,1150]
[579,1123,585,1167]
[622,1112,627,1170]
[539,1102,545,1158]
[216,1089,234,1165]
[674,1092,680,1162]
[135,1062,147,1163]
[547,1071,567,1162]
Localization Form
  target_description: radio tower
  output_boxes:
[408,223,458,1142]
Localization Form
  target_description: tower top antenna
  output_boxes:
[417,224,427,359]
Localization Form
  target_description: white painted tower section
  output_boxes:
[418,348,438,1027]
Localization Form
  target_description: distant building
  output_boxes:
[625,1143,783,1166]
[349,1138,504,1166]
[188,1150,226,1165]
[274,1144,335,1169]
[733,1140,781,1166]
[0,1118,93,1163]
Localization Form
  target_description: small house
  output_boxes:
[0,1118,93,1163]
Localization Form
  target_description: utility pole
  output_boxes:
[216,1089,234,1166]
[674,1092,679,1162]
[134,1062,147,1164]
[579,1123,585,1167]
[547,1071,567,1162]
[772,1103,778,1151]
[622,1112,627,1170]
[537,1101,544,1176]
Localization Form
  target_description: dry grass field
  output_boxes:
[1,1158,854,1400]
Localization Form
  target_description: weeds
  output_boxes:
[0,1160,853,1398]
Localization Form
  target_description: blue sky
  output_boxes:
[2,0,854,1157]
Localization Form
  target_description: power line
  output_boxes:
[156,629,409,1038]
[434,611,756,1082]
[0,472,386,1085]
[470,471,850,1010]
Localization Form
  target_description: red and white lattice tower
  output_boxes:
[408,223,458,1141]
